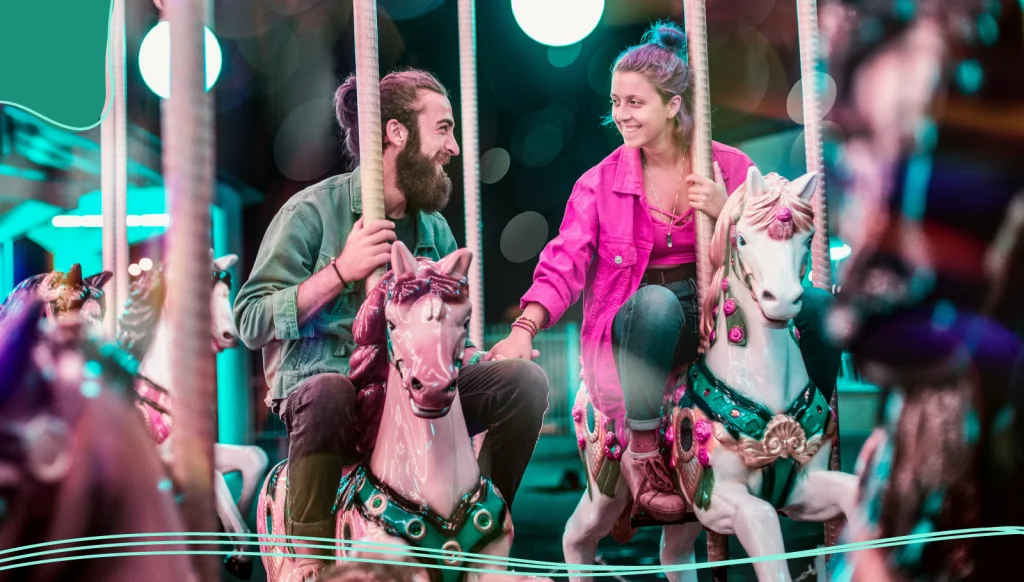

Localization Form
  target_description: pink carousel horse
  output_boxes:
[116,253,269,579]
[258,242,549,582]
[564,168,858,582]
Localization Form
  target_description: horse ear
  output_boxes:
[436,248,473,279]
[85,271,113,290]
[213,254,238,271]
[391,241,418,277]
[789,172,819,202]
[746,165,768,197]
[38,272,62,302]
[66,264,84,287]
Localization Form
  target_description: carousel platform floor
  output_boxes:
[237,432,867,582]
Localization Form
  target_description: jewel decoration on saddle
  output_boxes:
[670,406,716,511]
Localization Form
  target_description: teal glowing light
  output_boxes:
[956,60,983,95]
[511,0,604,47]
[138,21,223,100]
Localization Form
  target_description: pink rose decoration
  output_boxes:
[721,277,729,292]
[572,406,584,423]
[712,304,719,318]
[723,298,737,316]
[697,448,710,467]
[728,326,745,343]
[604,433,615,447]
[673,385,686,403]
[776,207,793,223]
[694,420,712,444]
[794,327,802,340]
[709,329,716,343]
[577,432,587,450]
[665,426,675,446]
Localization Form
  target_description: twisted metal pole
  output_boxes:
[101,0,128,338]
[682,3,728,579]
[163,0,218,579]
[683,0,715,333]
[796,0,843,562]
[458,0,484,349]
[353,0,386,290]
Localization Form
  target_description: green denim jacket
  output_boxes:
[233,168,464,408]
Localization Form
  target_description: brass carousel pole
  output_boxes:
[353,0,387,290]
[162,0,218,579]
[682,2,728,580]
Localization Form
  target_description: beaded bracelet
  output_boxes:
[511,320,537,338]
[515,315,539,335]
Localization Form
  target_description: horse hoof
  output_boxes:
[224,555,253,580]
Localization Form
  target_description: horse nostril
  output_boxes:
[222,331,235,341]
[762,290,776,302]
[411,378,424,391]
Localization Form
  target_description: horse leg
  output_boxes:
[215,469,254,580]
[215,443,270,515]
[660,523,703,582]
[562,477,630,582]
[783,469,858,524]
[696,481,791,582]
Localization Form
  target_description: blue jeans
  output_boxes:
[612,277,840,430]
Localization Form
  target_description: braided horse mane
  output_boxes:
[116,266,166,361]
[347,256,470,453]
[699,170,815,347]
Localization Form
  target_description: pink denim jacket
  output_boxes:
[521,143,755,429]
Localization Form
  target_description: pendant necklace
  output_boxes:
[642,153,685,248]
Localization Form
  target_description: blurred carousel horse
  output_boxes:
[116,253,269,580]
[0,302,194,581]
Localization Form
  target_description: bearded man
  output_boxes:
[233,69,550,579]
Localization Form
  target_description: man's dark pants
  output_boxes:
[279,359,550,539]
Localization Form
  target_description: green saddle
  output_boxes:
[682,356,834,508]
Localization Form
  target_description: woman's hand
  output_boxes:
[485,328,540,361]
[686,161,728,219]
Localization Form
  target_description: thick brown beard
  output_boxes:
[395,127,452,214]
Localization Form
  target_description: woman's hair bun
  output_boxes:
[647,20,686,54]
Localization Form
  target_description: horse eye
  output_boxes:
[737,235,746,247]
[387,320,396,331]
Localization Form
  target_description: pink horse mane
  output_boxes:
[347,258,470,453]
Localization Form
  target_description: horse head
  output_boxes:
[702,167,817,342]
[385,242,472,419]
[2,265,112,336]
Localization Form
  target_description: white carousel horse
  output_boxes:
[669,167,857,580]
[563,168,858,582]
[258,242,550,582]
[117,253,269,580]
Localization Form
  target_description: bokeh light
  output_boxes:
[786,73,838,124]
[273,98,338,182]
[139,258,154,271]
[511,0,605,47]
[548,43,583,68]
[510,105,576,168]
[500,212,550,263]
[128,264,142,277]
[139,21,223,100]
[956,60,984,95]
[481,148,512,184]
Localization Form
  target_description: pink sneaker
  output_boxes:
[620,448,687,521]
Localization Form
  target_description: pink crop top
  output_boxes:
[649,208,696,266]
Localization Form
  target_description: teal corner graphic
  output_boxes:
[0,0,113,130]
